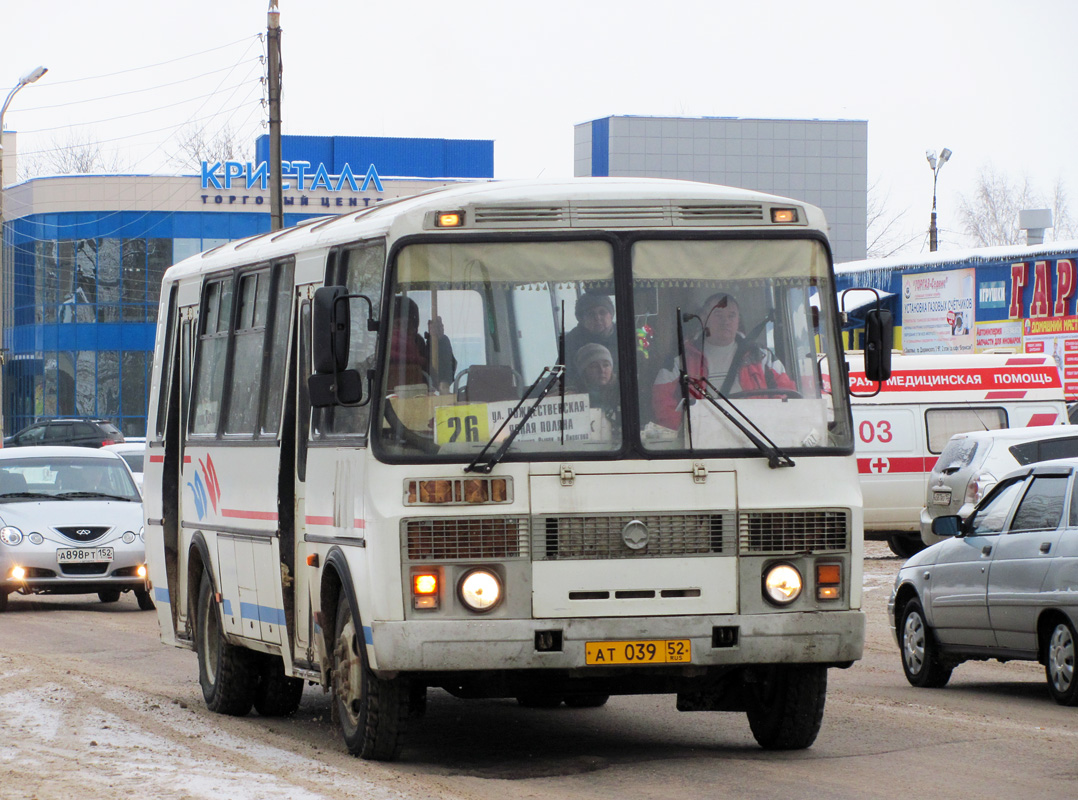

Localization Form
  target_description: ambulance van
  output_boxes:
[846,351,1067,557]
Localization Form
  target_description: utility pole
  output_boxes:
[267,2,283,231]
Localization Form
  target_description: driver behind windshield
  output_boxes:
[651,292,795,429]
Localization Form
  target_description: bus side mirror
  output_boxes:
[312,286,351,373]
[863,308,893,382]
[309,285,371,408]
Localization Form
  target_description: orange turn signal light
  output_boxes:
[412,572,439,610]
[816,563,841,600]
[771,207,798,223]
[435,211,464,227]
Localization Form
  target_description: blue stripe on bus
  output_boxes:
[239,601,287,626]
[222,598,233,617]
[153,586,170,603]
[363,625,373,644]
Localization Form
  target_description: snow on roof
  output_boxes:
[836,239,1078,275]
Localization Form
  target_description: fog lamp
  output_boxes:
[763,563,802,605]
[137,564,148,579]
[459,569,502,612]
[10,565,26,580]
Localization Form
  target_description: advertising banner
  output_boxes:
[901,268,976,354]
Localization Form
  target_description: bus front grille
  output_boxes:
[403,516,530,561]
[533,512,735,560]
[738,510,850,553]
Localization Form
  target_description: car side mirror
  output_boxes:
[931,514,963,539]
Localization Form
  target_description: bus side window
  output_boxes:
[191,277,233,435]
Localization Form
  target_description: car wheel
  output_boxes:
[1045,618,1078,705]
[98,590,121,603]
[900,599,953,688]
[746,664,827,750]
[0,590,8,612]
[253,655,305,717]
[332,593,409,760]
[196,572,256,715]
[135,589,155,611]
[887,534,925,559]
[564,693,609,708]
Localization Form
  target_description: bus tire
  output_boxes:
[746,664,826,750]
[564,694,609,708]
[332,593,408,760]
[196,572,256,716]
[253,656,305,717]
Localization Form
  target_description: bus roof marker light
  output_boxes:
[436,211,464,227]
[770,208,798,224]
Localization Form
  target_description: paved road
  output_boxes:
[2,541,1075,800]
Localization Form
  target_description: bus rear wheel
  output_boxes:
[196,572,256,716]
[332,593,408,760]
[746,664,827,750]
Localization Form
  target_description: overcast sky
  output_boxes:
[2,0,1076,259]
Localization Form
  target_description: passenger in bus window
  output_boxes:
[651,292,796,429]
[564,292,618,381]
[573,343,619,420]
[387,296,456,393]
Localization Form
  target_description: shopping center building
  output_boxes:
[0,134,493,436]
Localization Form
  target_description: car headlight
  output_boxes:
[763,563,803,606]
[458,569,502,612]
[0,526,23,546]
[139,526,145,542]
[28,532,43,545]
[122,531,136,544]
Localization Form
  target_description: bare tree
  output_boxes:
[168,123,252,171]
[18,129,131,179]
[958,165,1076,246]
[866,177,918,258]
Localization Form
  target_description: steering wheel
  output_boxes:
[726,389,803,400]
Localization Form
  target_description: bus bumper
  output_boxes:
[366,610,865,673]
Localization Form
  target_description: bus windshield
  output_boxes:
[376,237,850,460]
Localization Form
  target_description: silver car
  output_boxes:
[0,446,151,611]
[891,458,1078,704]
[920,426,1078,547]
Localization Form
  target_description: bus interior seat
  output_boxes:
[455,365,522,402]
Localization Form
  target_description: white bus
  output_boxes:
[142,178,889,760]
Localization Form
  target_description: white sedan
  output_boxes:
[0,446,151,611]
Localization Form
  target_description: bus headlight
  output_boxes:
[458,569,502,612]
[0,526,23,546]
[763,563,802,605]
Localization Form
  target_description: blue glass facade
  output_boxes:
[3,208,324,437]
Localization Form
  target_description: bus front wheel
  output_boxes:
[745,664,826,750]
[332,593,409,760]
[196,572,256,716]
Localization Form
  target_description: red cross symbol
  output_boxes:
[870,457,890,473]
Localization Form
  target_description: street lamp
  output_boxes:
[926,147,952,252]
[0,65,48,438]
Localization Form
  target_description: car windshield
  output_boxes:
[375,238,849,462]
[0,457,140,501]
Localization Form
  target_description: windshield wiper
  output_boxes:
[58,491,136,501]
[0,491,65,500]
[465,364,565,474]
[674,307,794,470]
